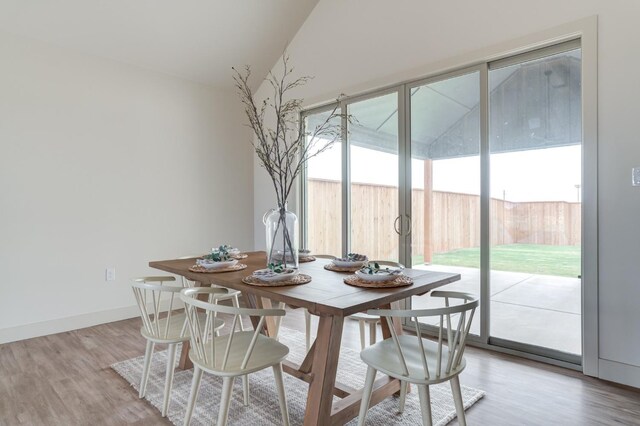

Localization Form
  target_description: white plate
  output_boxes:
[355,269,401,282]
[197,259,238,270]
[332,258,367,268]
[253,268,298,282]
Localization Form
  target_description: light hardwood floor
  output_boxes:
[1,307,639,425]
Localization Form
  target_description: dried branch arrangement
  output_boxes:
[233,54,350,206]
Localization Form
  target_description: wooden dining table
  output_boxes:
[149,252,460,426]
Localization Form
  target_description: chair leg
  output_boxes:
[357,366,377,426]
[232,294,245,331]
[217,377,234,426]
[273,363,290,426]
[162,343,177,417]
[184,365,203,426]
[399,380,409,413]
[369,322,376,346]
[242,375,250,406]
[139,340,154,398]
[450,376,467,426]
[359,320,366,350]
[417,385,433,426]
[274,302,285,340]
[304,309,311,352]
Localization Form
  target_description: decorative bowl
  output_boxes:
[253,268,299,282]
[355,269,402,282]
[298,249,312,257]
[332,259,365,268]
[332,254,368,268]
[197,258,238,270]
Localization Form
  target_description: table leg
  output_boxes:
[304,315,344,426]
[379,301,404,339]
[299,340,316,374]
[244,294,281,337]
[257,297,281,337]
[178,342,193,370]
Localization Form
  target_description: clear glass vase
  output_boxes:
[263,202,299,269]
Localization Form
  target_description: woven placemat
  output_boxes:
[343,274,413,288]
[242,273,312,287]
[188,263,247,273]
[230,253,248,259]
[324,263,361,273]
[299,255,316,263]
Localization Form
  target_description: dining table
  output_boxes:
[149,251,460,426]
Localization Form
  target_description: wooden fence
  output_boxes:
[307,179,581,259]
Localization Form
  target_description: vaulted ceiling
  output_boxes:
[0,0,319,90]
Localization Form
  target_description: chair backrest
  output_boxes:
[131,276,182,340]
[368,260,405,269]
[368,291,478,380]
[180,287,286,370]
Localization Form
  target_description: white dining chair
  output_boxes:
[179,255,246,332]
[357,291,478,426]
[131,277,225,417]
[181,287,290,426]
[178,261,252,407]
[350,260,405,350]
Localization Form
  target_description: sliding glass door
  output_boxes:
[347,91,401,262]
[304,110,343,256]
[303,91,402,260]
[408,69,482,336]
[303,40,583,364]
[488,47,582,358]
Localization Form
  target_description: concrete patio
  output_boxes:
[412,264,581,355]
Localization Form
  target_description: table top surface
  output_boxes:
[149,252,460,316]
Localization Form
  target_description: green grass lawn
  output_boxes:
[413,244,581,277]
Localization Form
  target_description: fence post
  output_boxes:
[423,159,433,264]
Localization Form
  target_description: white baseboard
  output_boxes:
[0,305,141,344]
[599,358,640,389]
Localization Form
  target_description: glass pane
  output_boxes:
[305,110,342,256]
[348,93,399,261]
[409,71,481,336]
[489,48,582,355]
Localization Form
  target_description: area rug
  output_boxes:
[112,328,484,425]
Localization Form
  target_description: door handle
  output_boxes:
[393,215,402,235]
[404,214,412,236]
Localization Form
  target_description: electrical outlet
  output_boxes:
[633,167,640,186]
[105,267,116,281]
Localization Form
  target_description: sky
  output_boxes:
[307,143,582,203]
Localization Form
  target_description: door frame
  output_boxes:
[300,17,598,374]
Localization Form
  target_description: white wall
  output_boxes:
[0,31,254,342]
[253,0,640,387]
